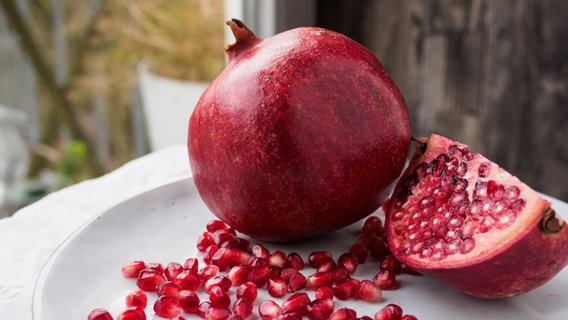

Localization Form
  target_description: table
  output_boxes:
[0,145,191,320]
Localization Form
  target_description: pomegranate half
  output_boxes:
[384,133,568,298]
[188,19,411,241]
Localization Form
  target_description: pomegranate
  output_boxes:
[188,19,411,241]
[384,133,568,298]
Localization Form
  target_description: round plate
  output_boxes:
[33,178,568,319]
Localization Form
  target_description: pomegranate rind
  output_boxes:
[384,133,568,298]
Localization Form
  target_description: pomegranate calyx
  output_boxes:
[540,207,564,234]
[226,18,260,58]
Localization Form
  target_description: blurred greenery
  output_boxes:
[6,0,225,183]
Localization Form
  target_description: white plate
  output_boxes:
[33,178,568,320]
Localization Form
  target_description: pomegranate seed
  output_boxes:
[213,229,237,247]
[203,245,220,264]
[250,257,270,267]
[269,266,284,279]
[331,308,357,320]
[308,251,333,268]
[356,232,376,249]
[306,271,334,290]
[209,285,231,308]
[373,269,399,290]
[174,270,200,291]
[338,253,358,274]
[268,250,287,268]
[331,267,350,283]
[198,265,220,282]
[282,292,311,315]
[368,237,390,259]
[228,248,252,267]
[315,287,334,300]
[157,281,181,298]
[207,219,231,232]
[251,244,270,259]
[317,258,337,273]
[233,298,254,318]
[205,307,232,320]
[154,295,182,318]
[333,278,359,300]
[374,304,403,320]
[247,266,271,287]
[288,272,307,292]
[236,281,258,302]
[280,267,300,281]
[179,289,200,313]
[136,269,166,292]
[357,280,382,302]
[348,244,368,264]
[116,307,146,320]
[228,316,242,320]
[400,315,418,320]
[286,252,305,270]
[205,275,232,293]
[211,247,232,271]
[359,316,373,320]
[306,298,334,320]
[145,262,164,274]
[125,289,147,309]
[183,258,199,274]
[380,256,397,273]
[197,232,215,252]
[228,265,253,286]
[197,301,212,318]
[362,216,384,236]
[122,261,146,278]
[88,308,113,320]
[259,300,283,320]
[268,277,288,297]
[165,262,184,280]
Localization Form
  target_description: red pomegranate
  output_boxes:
[188,19,411,241]
[383,133,568,298]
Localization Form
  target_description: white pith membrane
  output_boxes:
[388,134,546,269]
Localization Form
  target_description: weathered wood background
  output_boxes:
[318,0,568,202]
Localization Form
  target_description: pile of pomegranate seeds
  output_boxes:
[88,216,419,320]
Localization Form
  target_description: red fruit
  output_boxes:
[288,272,307,292]
[122,261,145,278]
[233,298,254,319]
[374,304,402,320]
[174,270,200,291]
[259,300,283,320]
[88,308,113,320]
[125,290,148,309]
[165,262,184,280]
[306,298,334,320]
[154,295,182,319]
[357,280,382,302]
[282,292,311,315]
[333,278,359,300]
[268,277,288,297]
[373,269,399,290]
[183,258,199,274]
[205,307,232,320]
[157,281,181,298]
[331,308,357,320]
[286,252,305,270]
[179,290,200,313]
[209,285,231,309]
[236,281,258,302]
[228,265,253,286]
[308,251,333,269]
[116,307,146,320]
[337,253,358,274]
[188,18,411,241]
[136,269,166,292]
[306,271,334,290]
[205,275,232,293]
[400,315,418,320]
[384,133,568,298]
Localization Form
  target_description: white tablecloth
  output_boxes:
[0,145,191,320]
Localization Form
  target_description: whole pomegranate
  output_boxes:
[383,133,568,298]
[188,19,411,241]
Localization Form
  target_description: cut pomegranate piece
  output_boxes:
[384,133,568,298]
[88,308,113,320]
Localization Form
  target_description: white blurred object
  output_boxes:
[134,65,209,153]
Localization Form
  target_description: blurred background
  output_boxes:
[0,0,566,217]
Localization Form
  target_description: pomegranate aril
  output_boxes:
[268,250,287,268]
[197,232,214,252]
[282,292,311,315]
[183,258,199,274]
[203,245,220,265]
[315,286,334,300]
[268,277,288,297]
[362,216,384,236]
[308,251,333,268]
[357,280,382,302]
[116,307,146,320]
[198,265,220,282]
[205,307,232,320]
[286,252,305,270]
[348,243,368,264]
[207,219,231,232]
[125,289,147,309]
[157,281,181,298]
[197,301,212,318]
[179,289,200,313]
[259,300,283,320]
[205,275,232,293]
[164,262,184,281]
[373,269,398,290]
[288,272,307,292]
[374,304,403,320]
[306,298,334,320]
[229,248,252,267]
[233,298,254,319]
[400,315,418,320]
[211,247,233,271]
[122,261,146,278]
[209,285,232,308]
[228,265,252,286]
[137,269,166,292]
[247,266,271,287]
[236,281,258,302]
[154,295,182,319]
[88,308,113,320]
[278,311,304,320]
[331,308,357,320]
[213,229,238,247]
[333,278,359,300]
[174,270,200,291]
[331,267,350,283]
[338,253,358,274]
[252,244,270,259]
[307,271,334,290]
[317,258,337,273]
[145,262,164,274]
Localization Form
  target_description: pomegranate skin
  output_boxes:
[384,134,568,298]
[189,19,411,241]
